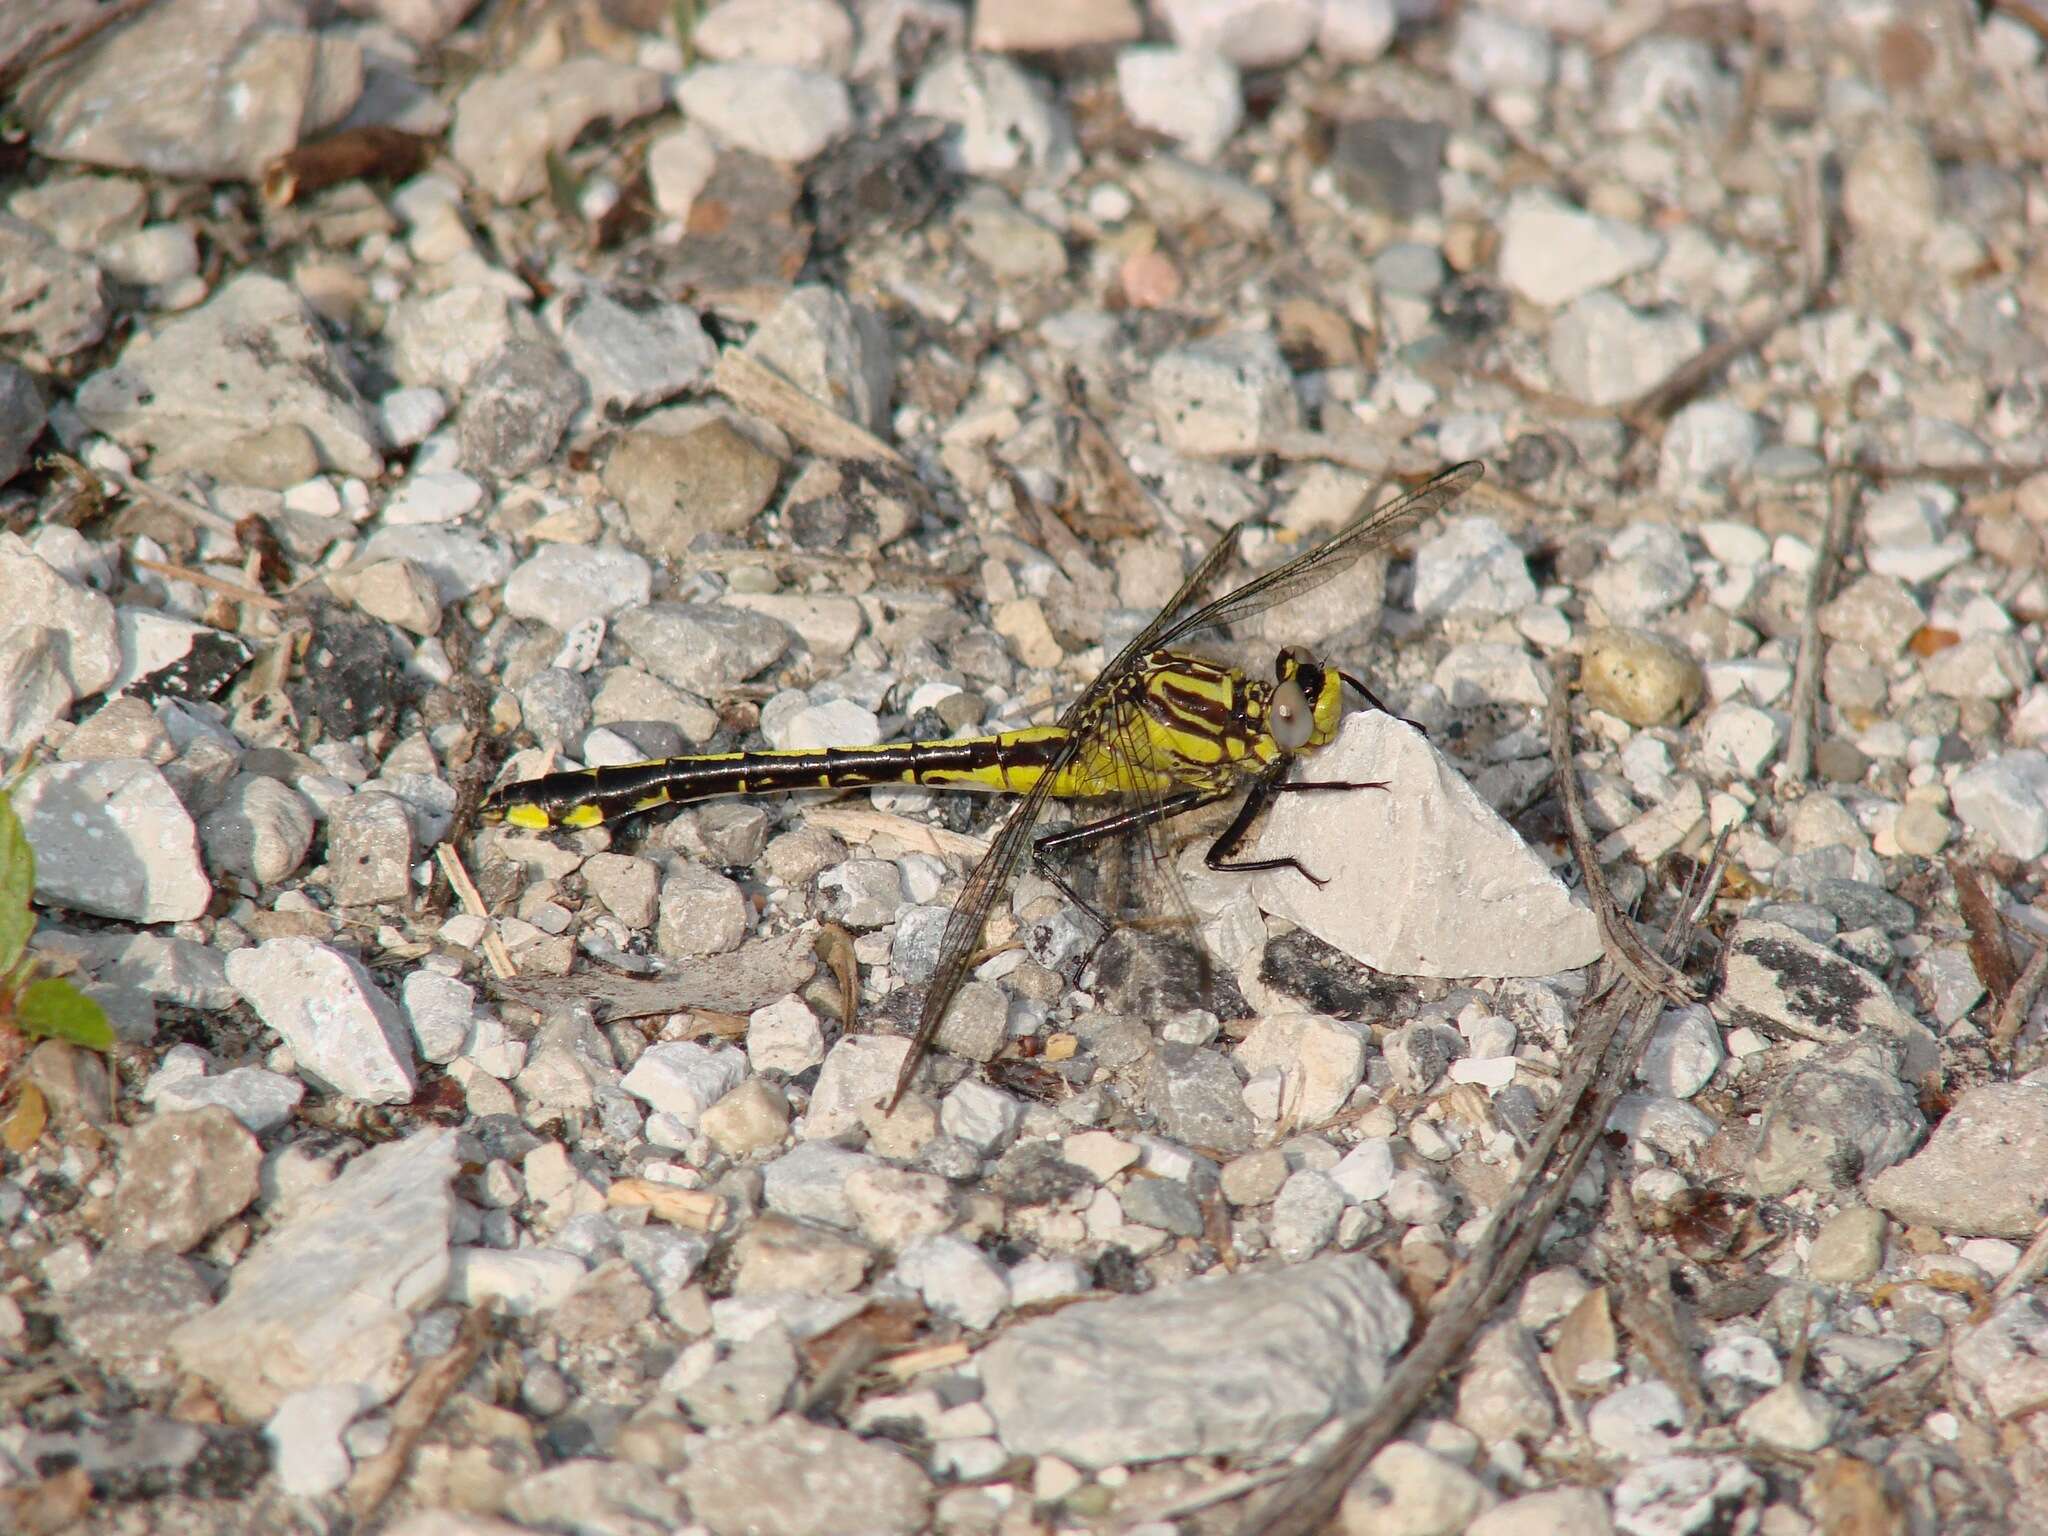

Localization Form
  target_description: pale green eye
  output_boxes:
[1272,680,1314,750]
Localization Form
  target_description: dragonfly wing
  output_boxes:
[1152,461,1483,651]
[891,761,1067,1108]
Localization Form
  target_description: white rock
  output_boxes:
[746,994,826,1075]
[677,63,852,163]
[1330,1138,1396,1204]
[909,52,1079,183]
[1316,0,1397,62]
[1150,331,1299,454]
[1254,715,1600,979]
[1116,46,1241,162]
[1412,518,1536,618]
[16,759,211,923]
[621,1042,747,1126]
[226,939,416,1103]
[695,0,856,74]
[1158,0,1317,67]
[1234,1014,1368,1125]
[1952,751,2048,860]
[1548,291,1702,408]
[449,59,667,204]
[1638,1005,1723,1099]
[894,1234,1011,1329]
[266,1383,372,1497]
[445,1247,588,1315]
[1497,188,1659,309]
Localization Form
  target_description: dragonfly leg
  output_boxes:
[1031,790,1220,933]
[1205,767,1381,886]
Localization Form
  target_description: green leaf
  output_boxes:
[0,791,32,973]
[17,978,114,1051]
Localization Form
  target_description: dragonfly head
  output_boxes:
[1271,647,1348,753]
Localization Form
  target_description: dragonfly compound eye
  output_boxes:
[1271,678,1315,750]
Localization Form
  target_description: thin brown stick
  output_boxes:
[1621,151,1829,431]
[346,1301,495,1522]
[434,843,517,980]
[1781,469,1856,784]
[1547,663,1694,1003]
[1232,697,1728,1536]
[1993,940,2048,1060]
[130,557,283,612]
[1951,858,2020,1008]
[713,350,911,470]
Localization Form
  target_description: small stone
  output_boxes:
[657,866,749,957]
[744,285,893,431]
[1330,117,1445,217]
[700,1078,792,1157]
[1235,1014,1369,1125]
[401,972,476,1066]
[1818,573,1924,659]
[1317,0,1396,62]
[981,1253,1409,1469]
[1579,628,1704,727]
[1412,519,1537,620]
[1659,401,1763,499]
[1330,1139,1396,1204]
[614,603,790,696]
[1638,1006,1723,1099]
[267,1384,370,1498]
[226,938,416,1104]
[199,773,316,885]
[805,1035,912,1140]
[0,213,109,359]
[1697,702,1783,777]
[1343,1440,1498,1536]
[910,52,1078,183]
[1497,189,1659,309]
[553,289,715,416]
[2,632,79,759]
[940,1080,1021,1154]
[1870,1084,2048,1238]
[1144,1043,1255,1154]
[680,1417,931,1536]
[622,1042,747,1127]
[216,422,321,490]
[324,790,415,907]
[952,187,1067,281]
[1117,46,1241,162]
[504,544,652,632]
[1602,35,1739,139]
[1150,331,1298,454]
[1951,751,2048,861]
[1738,1382,1837,1453]
[895,1234,1010,1329]
[1158,0,1316,67]
[1807,1206,1886,1284]
[329,557,443,637]
[75,273,379,477]
[606,421,782,559]
[450,58,667,204]
[1468,1489,1613,1536]
[1548,292,1703,408]
[1744,1048,1916,1204]
[112,1106,262,1253]
[56,1249,211,1364]
[1272,1169,1346,1259]
[16,759,210,923]
[1455,1323,1555,1444]
[747,994,826,1076]
[387,284,517,393]
[677,63,852,163]
[457,337,585,478]
[1221,1147,1289,1206]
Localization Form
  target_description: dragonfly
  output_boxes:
[483,460,1485,1109]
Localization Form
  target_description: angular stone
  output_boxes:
[981,1253,1409,1468]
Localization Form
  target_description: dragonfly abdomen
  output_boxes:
[483,726,1080,830]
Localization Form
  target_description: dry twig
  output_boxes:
[1782,469,1858,784]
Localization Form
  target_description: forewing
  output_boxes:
[1153,461,1483,651]
[891,764,1063,1107]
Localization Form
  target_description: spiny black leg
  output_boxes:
[1206,766,1387,885]
[1032,790,1219,934]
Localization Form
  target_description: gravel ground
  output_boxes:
[4,1,2048,1534]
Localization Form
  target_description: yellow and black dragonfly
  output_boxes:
[484,460,1484,1107]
